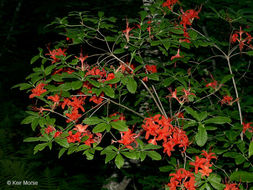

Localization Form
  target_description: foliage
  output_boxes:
[13,0,253,189]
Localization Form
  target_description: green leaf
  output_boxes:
[105,151,117,163]
[247,51,253,56]
[34,143,48,154]
[76,144,90,152]
[208,174,225,190]
[83,117,104,125]
[115,154,124,169]
[143,144,162,150]
[139,10,148,21]
[98,11,104,17]
[87,79,100,87]
[58,148,67,158]
[31,55,40,64]
[31,117,40,131]
[44,65,56,75]
[161,39,170,50]
[221,74,234,84]
[92,123,107,133]
[199,183,212,190]
[24,137,47,142]
[122,151,138,159]
[195,124,208,147]
[147,151,161,160]
[102,86,115,98]
[204,116,231,124]
[230,171,253,182]
[52,74,63,82]
[126,77,137,94]
[113,48,125,54]
[71,81,83,90]
[12,83,32,90]
[55,138,69,148]
[147,73,159,81]
[185,107,200,121]
[235,154,245,165]
[104,77,121,85]
[199,112,208,121]
[111,120,128,131]
[249,141,253,158]
[140,152,146,161]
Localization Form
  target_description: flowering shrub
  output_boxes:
[14,0,253,189]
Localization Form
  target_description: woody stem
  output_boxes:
[102,97,145,119]
[110,53,166,117]
[225,55,243,140]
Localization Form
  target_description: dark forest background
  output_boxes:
[0,0,252,189]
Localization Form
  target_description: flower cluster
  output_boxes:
[231,27,253,51]
[167,87,195,104]
[142,114,189,156]
[190,150,216,177]
[162,0,178,10]
[29,83,47,98]
[167,168,196,190]
[179,8,201,43]
[224,183,240,190]
[117,129,139,150]
[46,48,66,63]
[220,95,238,106]
[242,122,253,133]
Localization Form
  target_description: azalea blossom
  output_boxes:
[171,49,183,61]
[29,83,47,98]
[46,47,66,63]
[242,122,253,133]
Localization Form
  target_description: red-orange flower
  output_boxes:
[167,168,196,190]
[145,65,157,73]
[162,0,178,10]
[44,125,55,134]
[180,8,201,29]
[224,183,240,190]
[123,19,134,42]
[46,48,66,63]
[242,122,253,133]
[171,49,183,61]
[29,83,47,98]
[47,94,60,103]
[190,150,216,177]
[75,50,88,71]
[118,129,139,150]
[65,109,82,123]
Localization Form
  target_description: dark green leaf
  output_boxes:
[185,107,200,121]
[92,123,107,133]
[58,148,66,158]
[111,120,128,131]
[31,55,40,64]
[230,171,253,182]
[204,116,231,124]
[147,151,161,160]
[102,86,115,98]
[249,141,253,158]
[83,117,104,125]
[195,124,207,147]
[105,151,117,163]
[115,154,124,169]
[122,151,138,159]
[127,77,137,94]
[71,81,83,90]
[55,138,69,148]
[34,143,48,154]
